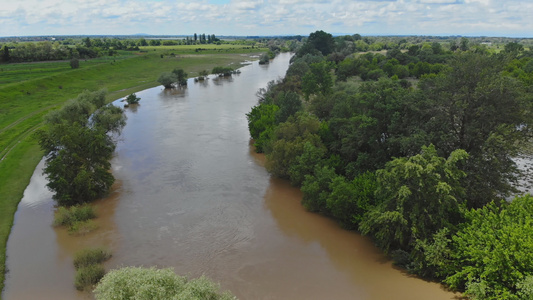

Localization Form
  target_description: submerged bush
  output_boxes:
[94,266,236,300]
[53,204,96,227]
[75,264,106,291]
[73,248,112,269]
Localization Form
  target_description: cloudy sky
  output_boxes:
[1,0,531,37]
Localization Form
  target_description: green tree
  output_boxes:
[445,196,533,299]
[327,171,377,228]
[172,68,188,86]
[302,61,333,99]
[70,58,79,69]
[298,30,335,57]
[158,72,177,88]
[246,103,279,152]
[37,90,126,206]
[359,145,468,253]
[125,93,140,105]
[418,53,533,207]
[265,113,323,178]
[1,45,10,62]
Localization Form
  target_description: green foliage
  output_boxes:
[212,66,234,76]
[301,166,336,213]
[288,141,326,186]
[172,68,188,86]
[327,171,377,228]
[93,266,236,300]
[259,52,270,65]
[297,30,335,57]
[158,72,177,89]
[75,264,106,291]
[302,61,333,99]
[70,58,79,69]
[73,248,112,270]
[53,204,96,227]
[443,196,533,299]
[246,104,279,152]
[126,93,141,105]
[360,145,468,253]
[419,53,533,207]
[265,113,323,179]
[37,90,126,206]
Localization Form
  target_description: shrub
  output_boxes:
[70,58,79,69]
[68,219,98,235]
[53,204,96,227]
[157,72,177,88]
[94,266,236,300]
[75,264,106,291]
[125,93,140,105]
[74,248,112,269]
[259,53,270,65]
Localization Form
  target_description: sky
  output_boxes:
[0,0,532,38]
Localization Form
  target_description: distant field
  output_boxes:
[0,45,267,297]
[0,55,135,85]
[140,43,264,54]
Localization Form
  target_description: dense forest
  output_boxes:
[248,30,533,299]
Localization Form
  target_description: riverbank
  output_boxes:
[0,48,266,296]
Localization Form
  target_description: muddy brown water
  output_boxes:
[3,53,457,300]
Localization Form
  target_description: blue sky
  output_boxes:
[1,0,532,37]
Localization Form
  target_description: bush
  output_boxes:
[259,53,270,65]
[70,58,79,69]
[157,72,177,89]
[75,264,106,291]
[53,204,96,227]
[125,93,140,105]
[73,248,111,269]
[93,266,236,300]
[68,219,98,235]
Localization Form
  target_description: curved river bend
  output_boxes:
[3,53,456,300]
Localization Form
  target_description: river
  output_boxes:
[3,52,456,300]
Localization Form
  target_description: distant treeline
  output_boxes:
[248,30,533,299]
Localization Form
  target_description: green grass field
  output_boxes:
[0,44,267,297]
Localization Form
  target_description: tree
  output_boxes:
[158,72,177,88]
[138,38,148,46]
[37,90,126,206]
[444,196,533,299]
[302,61,333,99]
[418,53,533,207]
[70,58,79,69]
[83,37,92,48]
[298,30,335,57]
[125,93,140,105]
[265,113,323,179]
[172,68,188,86]
[246,103,279,152]
[359,145,468,253]
[94,267,236,300]
[1,45,9,62]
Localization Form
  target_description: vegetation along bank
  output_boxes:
[247,30,533,299]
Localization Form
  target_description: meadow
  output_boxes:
[0,44,266,296]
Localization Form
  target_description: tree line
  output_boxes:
[247,30,533,299]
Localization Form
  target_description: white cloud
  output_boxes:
[0,0,530,37]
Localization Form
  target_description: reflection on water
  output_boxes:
[3,53,456,300]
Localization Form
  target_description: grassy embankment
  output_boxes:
[0,43,266,297]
